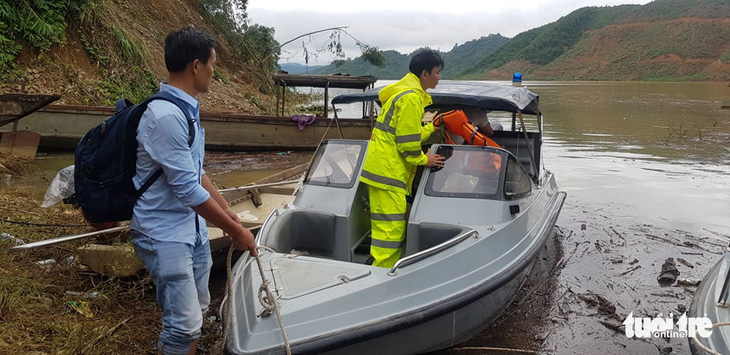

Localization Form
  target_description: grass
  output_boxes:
[110,26,149,65]
[0,157,224,354]
[97,67,158,105]
[720,49,730,64]
[213,69,229,84]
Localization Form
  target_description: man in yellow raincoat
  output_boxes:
[360,48,446,268]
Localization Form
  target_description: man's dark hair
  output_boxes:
[409,48,444,76]
[164,26,216,73]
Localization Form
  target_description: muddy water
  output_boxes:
[437,81,730,355]
[536,82,729,355]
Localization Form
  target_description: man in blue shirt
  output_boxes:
[130,26,257,355]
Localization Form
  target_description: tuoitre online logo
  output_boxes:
[623,312,713,338]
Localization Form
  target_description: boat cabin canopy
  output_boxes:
[273,74,377,90]
[331,81,540,115]
[273,73,377,117]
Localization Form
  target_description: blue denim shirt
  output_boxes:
[131,83,210,245]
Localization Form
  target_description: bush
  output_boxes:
[0,0,100,78]
[721,50,730,64]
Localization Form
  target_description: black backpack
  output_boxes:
[65,91,195,223]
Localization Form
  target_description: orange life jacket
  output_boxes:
[434,109,500,148]
[434,109,502,173]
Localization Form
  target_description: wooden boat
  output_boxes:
[75,163,308,277]
[223,82,566,354]
[0,93,59,158]
[0,75,377,151]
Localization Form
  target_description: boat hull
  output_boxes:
[688,253,730,354]
[225,179,565,354]
[317,262,534,355]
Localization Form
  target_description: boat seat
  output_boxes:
[348,182,373,262]
[404,223,469,256]
[264,210,339,258]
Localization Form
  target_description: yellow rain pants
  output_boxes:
[368,185,407,268]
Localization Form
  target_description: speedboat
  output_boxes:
[223,81,567,354]
[689,252,730,354]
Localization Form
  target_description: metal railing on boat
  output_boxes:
[388,229,479,276]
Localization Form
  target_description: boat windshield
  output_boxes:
[424,145,505,199]
[305,141,365,189]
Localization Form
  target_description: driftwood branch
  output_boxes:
[451,346,537,354]
[81,316,132,352]
[262,26,348,64]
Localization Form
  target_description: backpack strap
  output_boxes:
[115,98,134,112]
[147,91,197,146]
[133,92,198,199]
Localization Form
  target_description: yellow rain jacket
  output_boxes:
[360,73,436,195]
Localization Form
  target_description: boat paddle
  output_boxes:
[217,179,300,193]
[6,180,298,253]
[5,225,129,253]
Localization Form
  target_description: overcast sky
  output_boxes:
[247,0,652,65]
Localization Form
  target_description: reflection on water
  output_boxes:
[534,81,730,163]
[530,81,730,236]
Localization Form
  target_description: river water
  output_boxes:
[538,81,730,236]
[17,81,730,354]
[436,81,730,355]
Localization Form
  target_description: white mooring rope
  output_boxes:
[692,321,730,355]
[223,246,291,355]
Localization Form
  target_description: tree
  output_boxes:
[270,27,385,69]
[198,0,280,91]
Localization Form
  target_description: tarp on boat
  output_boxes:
[331,81,540,115]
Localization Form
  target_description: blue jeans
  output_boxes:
[131,230,212,355]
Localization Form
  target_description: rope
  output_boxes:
[692,321,730,355]
[223,246,291,355]
[317,115,336,146]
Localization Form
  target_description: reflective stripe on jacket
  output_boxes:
[360,73,435,195]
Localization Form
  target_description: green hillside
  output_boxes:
[0,0,282,112]
[312,50,410,79]
[618,0,730,22]
[464,0,730,81]
[311,34,508,79]
[281,0,729,82]
[441,34,510,77]
[465,5,640,77]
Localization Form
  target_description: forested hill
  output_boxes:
[466,0,730,81]
[308,0,729,81]
[0,0,282,113]
[310,34,509,79]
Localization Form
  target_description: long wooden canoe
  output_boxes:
[0,105,372,151]
[75,163,308,277]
